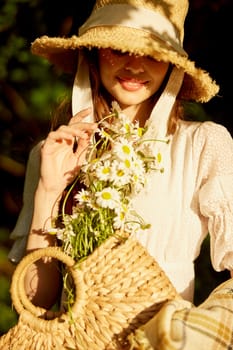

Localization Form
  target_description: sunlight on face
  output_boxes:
[98,48,170,108]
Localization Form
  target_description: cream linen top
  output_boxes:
[8,120,233,302]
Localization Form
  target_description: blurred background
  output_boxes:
[0,0,232,334]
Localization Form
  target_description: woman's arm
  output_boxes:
[24,182,62,309]
[24,108,97,308]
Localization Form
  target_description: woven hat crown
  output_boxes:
[91,0,188,46]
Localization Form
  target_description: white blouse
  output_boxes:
[8,120,233,302]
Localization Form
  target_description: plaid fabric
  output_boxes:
[128,278,233,350]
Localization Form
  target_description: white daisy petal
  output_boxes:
[95,187,120,209]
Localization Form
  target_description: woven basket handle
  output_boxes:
[10,247,85,319]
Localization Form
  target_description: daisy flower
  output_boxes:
[112,138,136,160]
[74,188,92,205]
[110,159,131,186]
[95,187,121,209]
[95,160,112,181]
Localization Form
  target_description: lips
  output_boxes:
[118,77,148,92]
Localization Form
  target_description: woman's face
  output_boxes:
[98,48,170,109]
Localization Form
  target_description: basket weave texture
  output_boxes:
[0,235,179,349]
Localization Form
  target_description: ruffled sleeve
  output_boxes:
[198,122,233,271]
[8,142,42,264]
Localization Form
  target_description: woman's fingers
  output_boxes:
[45,121,97,146]
[68,107,93,125]
[41,108,97,147]
[47,127,89,144]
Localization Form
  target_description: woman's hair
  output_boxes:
[51,48,184,134]
[50,96,72,131]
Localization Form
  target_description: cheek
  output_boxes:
[150,62,170,83]
[99,51,118,68]
[158,63,169,77]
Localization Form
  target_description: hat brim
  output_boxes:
[31,26,219,103]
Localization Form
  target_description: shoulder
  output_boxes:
[178,119,231,134]
[27,140,44,166]
[23,141,44,186]
[29,140,44,157]
[196,120,232,137]
[177,121,233,174]
[177,120,233,146]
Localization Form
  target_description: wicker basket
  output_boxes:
[0,235,179,349]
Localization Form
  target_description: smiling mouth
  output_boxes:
[118,77,148,91]
[119,76,148,83]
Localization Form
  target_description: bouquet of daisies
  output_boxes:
[53,102,164,263]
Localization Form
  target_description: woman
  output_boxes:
[8,0,233,310]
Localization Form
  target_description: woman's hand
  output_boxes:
[39,108,97,196]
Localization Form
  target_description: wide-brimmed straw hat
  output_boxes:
[31,0,219,103]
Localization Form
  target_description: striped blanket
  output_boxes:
[128,278,233,350]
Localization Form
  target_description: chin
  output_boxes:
[115,96,147,107]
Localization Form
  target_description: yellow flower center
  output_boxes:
[157,152,162,163]
[124,123,130,133]
[102,192,112,200]
[124,159,131,168]
[102,167,110,174]
[122,145,130,154]
[117,169,125,177]
[137,127,143,137]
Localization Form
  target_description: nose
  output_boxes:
[125,56,145,74]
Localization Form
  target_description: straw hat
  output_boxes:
[31,0,219,103]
